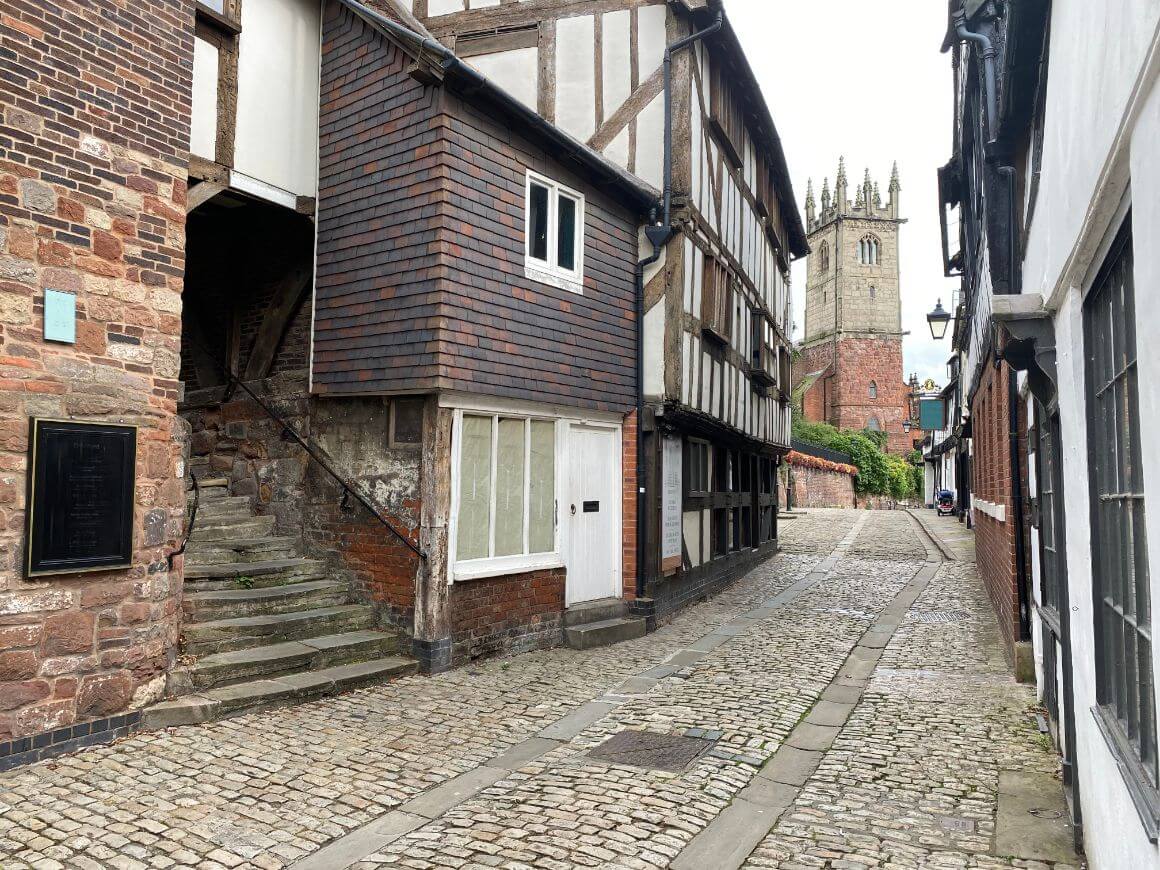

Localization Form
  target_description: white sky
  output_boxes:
[726,0,959,387]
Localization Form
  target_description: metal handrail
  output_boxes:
[168,472,199,570]
[184,343,426,561]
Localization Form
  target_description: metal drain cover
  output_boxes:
[588,730,714,772]
[910,610,971,624]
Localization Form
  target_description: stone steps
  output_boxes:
[184,536,301,565]
[167,629,405,694]
[182,604,380,655]
[182,579,348,621]
[183,557,329,592]
[144,657,417,730]
[188,496,254,523]
[564,616,647,650]
[191,515,277,541]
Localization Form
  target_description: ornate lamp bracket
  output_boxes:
[992,293,1057,408]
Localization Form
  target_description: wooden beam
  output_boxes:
[186,182,226,214]
[242,258,312,381]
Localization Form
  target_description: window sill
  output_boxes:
[525,262,583,295]
[1092,704,1160,842]
[451,552,564,584]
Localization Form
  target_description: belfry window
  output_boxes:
[858,234,880,265]
[819,241,830,272]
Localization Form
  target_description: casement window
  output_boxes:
[686,440,710,496]
[701,255,733,344]
[525,171,585,293]
[709,58,744,168]
[452,413,558,577]
[1085,217,1159,827]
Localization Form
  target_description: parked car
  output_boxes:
[936,490,956,516]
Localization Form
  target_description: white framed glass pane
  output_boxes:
[529,420,555,553]
[557,194,577,271]
[494,418,526,557]
[528,182,549,262]
[457,415,493,560]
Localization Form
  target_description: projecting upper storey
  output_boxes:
[409,0,809,305]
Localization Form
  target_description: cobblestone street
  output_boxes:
[0,511,1080,870]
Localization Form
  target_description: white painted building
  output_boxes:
[948,0,1160,864]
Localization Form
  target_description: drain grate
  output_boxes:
[588,730,715,773]
[909,609,971,624]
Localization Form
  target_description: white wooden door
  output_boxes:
[565,425,620,605]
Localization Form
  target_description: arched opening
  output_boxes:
[858,234,881,265]
[866,417,882,432]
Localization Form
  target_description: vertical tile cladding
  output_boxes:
[0,0,193,738]
[313,1,641,416]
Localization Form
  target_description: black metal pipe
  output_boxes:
[954,10,998,143]
[635,214,663,599]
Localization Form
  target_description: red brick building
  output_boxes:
[794,160,913,455]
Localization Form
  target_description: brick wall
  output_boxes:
[0,0,192,739]
[622,410,637,599]
[970,359,1023,663]
[787,462,855,508]
[449,568,565,663]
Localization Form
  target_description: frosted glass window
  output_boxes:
[456,416,492,560]
[494,419,526,557]
[454,414,557,564]
[529,421,555,553]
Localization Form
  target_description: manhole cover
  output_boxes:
[588,730,715,773]
[940,816,976,833]
[910,610,971,624]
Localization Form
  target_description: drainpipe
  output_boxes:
[636,210,662,599]
[953,9,998,143]
[1008,367,1031,642]
[634,9,723,598]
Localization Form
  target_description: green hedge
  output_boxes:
[793,418,921,500]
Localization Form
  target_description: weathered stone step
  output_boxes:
[185,536,300,565]
[182,604,379,655]
[564,597,628,627]
[167,630,405,694]
[183,579,348,621]
[564,616,647,650]
[189,515,277,542]
[144,657,418,730]
[187,495,253,521]
[183,558,328,592]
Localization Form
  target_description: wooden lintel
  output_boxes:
[188,155,229,185]
[187,181,226,214]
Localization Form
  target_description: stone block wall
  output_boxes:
[0,1,192,740]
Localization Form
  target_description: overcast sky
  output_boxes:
[727,0,959,387]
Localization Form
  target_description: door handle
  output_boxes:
[570,504,577,515]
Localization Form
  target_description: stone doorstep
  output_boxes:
[143,657,417,730]
[180,604,380,655]
[169,629,404,693]
[182,579,348,620]
[563,616,647,651]
[563,597,628,627]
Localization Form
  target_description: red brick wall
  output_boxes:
[449,568,565,663]
[787,462,855,508]
[0,1,192,739]
[794,336,910,454]
[970,359,1022,662]
[622,411,637,599]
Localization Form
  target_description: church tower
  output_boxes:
[794,159,912,454]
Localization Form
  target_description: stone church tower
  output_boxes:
[794,158,912,454]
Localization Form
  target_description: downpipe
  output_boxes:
[953,10,998,143]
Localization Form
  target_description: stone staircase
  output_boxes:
[143,469,415,730]
[563,598,647,650]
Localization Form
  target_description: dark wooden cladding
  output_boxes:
[314,1,639,413]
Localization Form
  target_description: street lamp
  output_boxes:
[903,420,913,434]
[927,299,952,340]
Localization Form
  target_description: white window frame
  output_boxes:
[524,169,585,294]
[448,408,563,582]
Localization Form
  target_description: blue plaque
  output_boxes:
[44,289,76,344]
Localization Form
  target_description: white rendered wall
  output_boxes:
[555,15,596,142]
[234,0,321,197]
[190,37,219,160]
[469,47,538,110]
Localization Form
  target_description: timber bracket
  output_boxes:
[992,292,1057,408]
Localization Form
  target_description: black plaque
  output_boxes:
[26,418,136,577]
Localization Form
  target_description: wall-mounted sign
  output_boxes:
[26,419,137,577]
[919,398,946,433]
[661,435,683,573]
[43,289,76,344]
